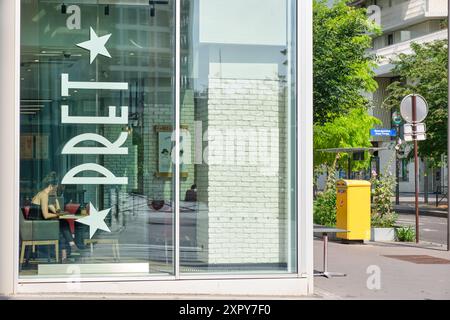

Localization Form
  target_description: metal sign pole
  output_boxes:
[400,93,428,245]
[412,95,420,243]
[395,124,400,205]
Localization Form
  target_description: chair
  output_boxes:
[83,224,124,262]
[64,202,81,234]
[84,237,121,261]
[19,210,60,265]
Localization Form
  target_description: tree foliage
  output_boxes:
[383,40,448,164]
[313,166,338,227]
[313,0,380,125]
[370,172,397,228]
[314,108,381,170]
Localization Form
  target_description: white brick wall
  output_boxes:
[74,78,291,266]
[198,77,289,264]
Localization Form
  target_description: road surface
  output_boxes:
[397,213,448,245]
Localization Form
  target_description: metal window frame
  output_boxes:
[5,0,314,294]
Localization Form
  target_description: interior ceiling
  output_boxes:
[20,0,175,111]
[39,0,160,6]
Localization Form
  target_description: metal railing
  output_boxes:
[435,185,448,207]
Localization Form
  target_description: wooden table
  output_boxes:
[58,214,87,219]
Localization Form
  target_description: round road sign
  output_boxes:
[400,94,428,123]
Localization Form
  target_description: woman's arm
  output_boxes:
[41,195,59,219]
[55,198,61,211]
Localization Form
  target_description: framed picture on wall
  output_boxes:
[155,125,188,178]
[20,135,33,159]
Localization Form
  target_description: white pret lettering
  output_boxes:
[61,105,128,124]
[62,132,129,155]
[62,163,128,185]
[61,73,128,96]
[66,5,81,30]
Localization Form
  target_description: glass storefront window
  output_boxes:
[19,0,297,279]
[20,0,175,278]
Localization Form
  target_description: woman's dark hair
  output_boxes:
[46,178,59,186]
[40,177,59,190]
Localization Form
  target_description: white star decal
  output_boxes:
[76,27,112,64]
[75,202,111,239]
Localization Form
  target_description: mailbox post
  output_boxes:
[336,180,371,241]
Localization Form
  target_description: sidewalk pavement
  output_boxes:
[392,195,447,218]
[4,241,449,300]
[394,204,447,218]
[2,293,323,300]
[314,239,450,299]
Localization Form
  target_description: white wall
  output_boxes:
[0,0,19,296]
[198,76,288,264]
[427,0,448,16]
[199,0,287,46]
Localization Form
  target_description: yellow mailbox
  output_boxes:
[336,180,371,241]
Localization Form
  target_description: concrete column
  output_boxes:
[0,0,19,296]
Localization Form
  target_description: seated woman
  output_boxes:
[184,184,197,202]
[29,179,80,262]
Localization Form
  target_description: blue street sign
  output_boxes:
[370,128,397,137]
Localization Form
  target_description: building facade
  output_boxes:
[355,0,448,194]
[0,0,314,296]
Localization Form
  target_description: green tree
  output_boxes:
[313,165,338,227]
[314,107,381,170]
[370,172,398,228]
[313,0,380,125]
[384,40,448,165]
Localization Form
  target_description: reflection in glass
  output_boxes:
[18,0,298,279]
[179,0,298,273]
[19,0,175,278]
